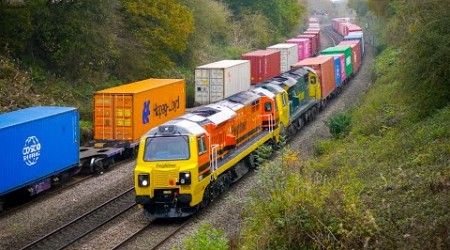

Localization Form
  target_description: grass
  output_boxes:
[235,45,450,249]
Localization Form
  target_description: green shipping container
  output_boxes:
[321,46,353,76]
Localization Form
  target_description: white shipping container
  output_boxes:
[195,60,251,105]
[267,43,299,73]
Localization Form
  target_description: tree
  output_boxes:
[119,0,194,77]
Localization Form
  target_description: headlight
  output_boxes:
[178,172,191,185]
[138,174,150,187]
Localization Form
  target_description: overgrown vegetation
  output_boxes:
[176,223,229,250]
[0,0,307,143]
[235,0,450,249]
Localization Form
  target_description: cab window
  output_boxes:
[198,136,207,155]
[264,102,272,112]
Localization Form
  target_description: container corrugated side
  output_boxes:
[241,50,281,84]
[321,46,353,76]
[291,56,336,99]
[286,38,311,61]
[0,107,79,195]
[336,41,361,73]
[297,34,318,56]
[94,79,186,141]
[195,60,250,105]
[267,44,298,73]
[344,32,365,54]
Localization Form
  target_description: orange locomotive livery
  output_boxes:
[134,89,280,217]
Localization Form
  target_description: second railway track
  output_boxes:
[20,188,136,250]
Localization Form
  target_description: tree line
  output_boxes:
[0,0,306,87]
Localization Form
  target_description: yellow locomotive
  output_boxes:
[134,67,320,218]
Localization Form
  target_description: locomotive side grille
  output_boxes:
[153,169,178,187]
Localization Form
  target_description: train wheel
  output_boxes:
[245,153,257,169]
[200,186,212,209]
[94,159,104,174]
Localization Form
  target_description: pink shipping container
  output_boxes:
[304,31,320,48]
[336,40,362,73]
[346,24,362,36]
[297,34,318,56]
[286,38,311,61]
[241,50,281,84]
[291,56,336,99]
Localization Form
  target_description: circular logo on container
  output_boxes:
[23,136,41,166]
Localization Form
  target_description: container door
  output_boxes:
[94,94,114,140]
[195,69,210,105]
[210,69,224,103]
[114,94,133,140]
[279,49,288,73]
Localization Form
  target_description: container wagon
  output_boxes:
[0,107,79,211]
[241,50,281,84]
[80,78,186,172]
[195,60,251,105]
[266,44,299,73]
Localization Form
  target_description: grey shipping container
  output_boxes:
[195,60,251,105]
[267,43,299,73]
[0,107,79,198]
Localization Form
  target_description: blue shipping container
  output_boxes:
[333,56,342,88]
[0,107,79,196]
[344,32,365,55]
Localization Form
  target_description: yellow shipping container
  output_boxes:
[94,79,186,142]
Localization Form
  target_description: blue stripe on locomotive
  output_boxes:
[0,107,79,196]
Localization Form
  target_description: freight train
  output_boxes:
[134,17,366,218]
[0,79,186,211]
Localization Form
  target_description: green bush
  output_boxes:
[176,223,228,250]
[326,112,352,139]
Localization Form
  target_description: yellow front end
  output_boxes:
[308,71,321,100]
[134,135,210,218]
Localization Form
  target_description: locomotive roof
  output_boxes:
[146,118,205,136]
[251,87,276,99]
[257,82,285,94]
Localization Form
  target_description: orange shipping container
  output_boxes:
[291,56,335,99]
[94,79,186,142]
[336,40,361,73]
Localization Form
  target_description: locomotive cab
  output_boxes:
[135,121,211,218]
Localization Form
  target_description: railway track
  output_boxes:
[322,25,343,46]
[0,174,94,218]
[19,188,136,250]
[0,157,135,218]
[110,218,190,250]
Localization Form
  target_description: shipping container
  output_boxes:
[297,34,318,56]
[304,30,321,48]
[344,32,365,54]
[291,56,336,99]
[321,46,353,77]
[241,50,281,84]
[94,79,186,142]
[318,55,342,88]
[309,23,320,29]
[266,43,298,73]
[336,40,362,73]
[347,24,363,35]
[333,53,346,84]
[286,38,311,61]
[195,60,250,105]
[0,107,79,197]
